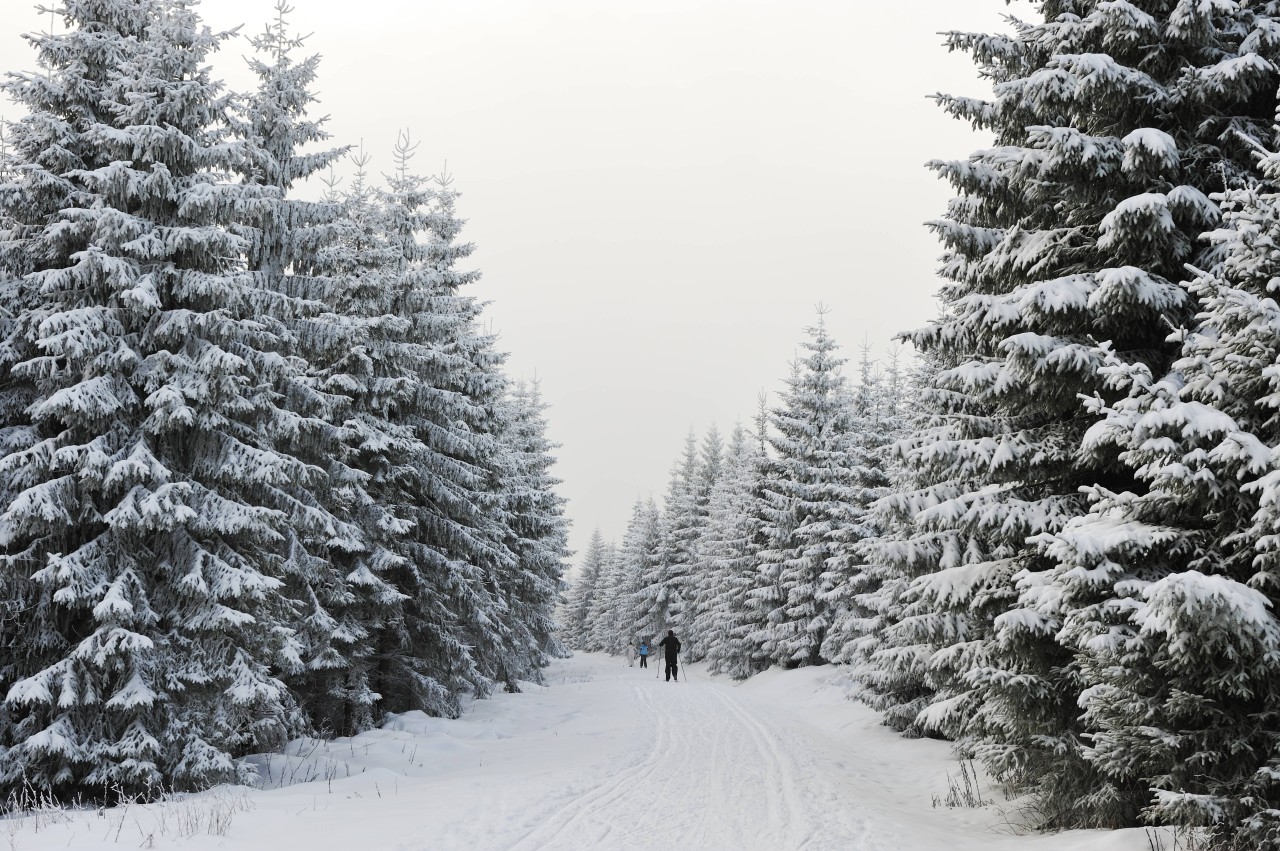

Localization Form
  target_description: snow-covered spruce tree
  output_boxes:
[682,425,724,662]
[723,395,781,677]
[233,0,384,738]
[587,536,629,653]
[417,172,536,695]
[619,497,668,648]
[693,423,767,678]
[0,42,82,762]
[747,368,797,667]
[0,113,44,767]
[593,499,665,650]
[493,379,571,674]
[653,432,706,642]
[749,313,862,668]
[902,0,1280,827]
[309,139,507,717]
[850,356,947,733]
[818,343,895,665]
[304,149,432,724]
[699,425,725,498]
[357,139,515,712]
[1032,145,1280,843]
[0,0,324,797]
[562,528,610,649]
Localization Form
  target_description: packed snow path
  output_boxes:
[6,653,1154,851]
[504,662,869,850]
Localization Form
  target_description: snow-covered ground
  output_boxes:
[4,653,1164,850]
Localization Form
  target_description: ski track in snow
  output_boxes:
[3,653,1155,851]
[507,684,668,851]
[508,674,869,851]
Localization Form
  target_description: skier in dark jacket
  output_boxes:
[658,630,681,682]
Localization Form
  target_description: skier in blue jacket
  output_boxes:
[638,641,649,668]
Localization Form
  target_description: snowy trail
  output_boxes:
[4,653,1156,851]
[506,671,869,851]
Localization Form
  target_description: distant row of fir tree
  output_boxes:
[563,3,1280,849]
[561,319,905,680]
[0,0,569,802]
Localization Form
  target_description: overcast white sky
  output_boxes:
[0,0,1025,561]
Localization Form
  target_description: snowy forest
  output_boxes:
[0,0,569,803]
[15,0,1280,849]
[563,3,1280,849]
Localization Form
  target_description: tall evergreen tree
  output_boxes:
[494,378,571,676]
[562,528,609,649]
[0,0,316,796]
[1036,142,1280,843]
[896,0,1280,828]
[300,149,430,734]
[683,424,723,661]
[819,343,896,665]
[693,423,767,678]
[357,138,512,714]
[655,432,706,641]
[0,75,43,789]
[620,498,667,648]
[750,313,862,668]
[852,356,945,733]
[413,168,529,694]
[234,0,379,739]
[587,539,628,654]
